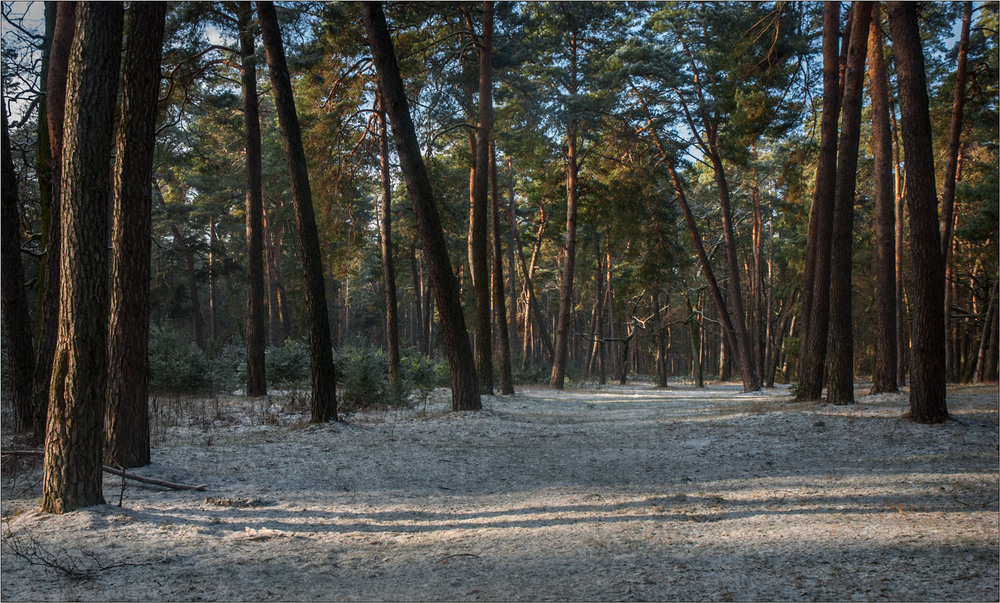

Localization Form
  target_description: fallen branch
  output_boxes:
[0,452,206,491]
[101,466,207,492]
[437,553,481,564]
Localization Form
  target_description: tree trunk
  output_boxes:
[939,1,972,263]
[796,1,841,401]
[750,163,764,380]
[894,117,908,386]
[377,93,401,390]
[652,292,667,387]
[505,162,518,362]
[105,2,165,470]
[974,281,998,382]
[34,2,55,349]
[826,1,871,405]
[469,1,494,394]
[550,30,580,390]
[490,142,514,394]
[513,204,554,364]
[867,2,898,395]
[208,217,217,342]
[33,1,76,440]
[592,235,606,384]
[361,1,480,411]
[888,1,948,423]
[409,242,426,353]
[1,90,37,435]
[170,223,206,350]
[686,294,703,387]
[707,147,761,392]
[238,1,267,397]
[42,1,123,514]
[940,2,972,381]
[259,1,338,421]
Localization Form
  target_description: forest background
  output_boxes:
[0,1,997,511]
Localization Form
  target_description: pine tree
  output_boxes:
[42,1,123,513]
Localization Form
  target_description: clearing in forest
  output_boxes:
[2,382,997,601]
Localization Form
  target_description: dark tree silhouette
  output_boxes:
[239,1,267,397]
[361,0,481,411]
[470,0,495,394]
[826,1,872,405]
[867,2,898,395]
[887,1,948,422]
[1,90,36,435]
[258,0,338,422]
[796,1,841,401]
[105,1,166,469]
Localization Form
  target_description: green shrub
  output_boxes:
[399,351,446,405]
[335,340,390,412]
[512,363,549,385]
[149,322,209,393]
[333,341,449,413]
[266,338,311,388]
[207,340,246,394]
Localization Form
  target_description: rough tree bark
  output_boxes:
[470,0,495,394]
[42,1,123,514]
[361,1,481,411]
[105,2,166,469]
[33,1,76,440]
[796,1,841,401]
[259,1,338,422]
[867,2,898,395]
[888,1,948,422]
[826,1,872,405]
[239,1,267,397]
[1,90,37,435]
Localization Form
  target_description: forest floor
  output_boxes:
[1,381,998,602]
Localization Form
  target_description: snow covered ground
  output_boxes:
[2,381,997,601]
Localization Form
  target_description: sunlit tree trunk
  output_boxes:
[259,1,338,421]
[888,1,948,422]
[33,1,76,440]
[361,1,480,411]
[105,1,166,469]
[42,1,123,513]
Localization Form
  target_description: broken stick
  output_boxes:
[0,451,206,491]
[101,466,207,491]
